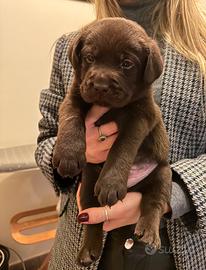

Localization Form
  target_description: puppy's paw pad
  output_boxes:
[77,247,100,267]
[134,229,145,240]
[135,227,161,249]
[94,181,127,206]
[53,151,86,178]
[141,233,161,250]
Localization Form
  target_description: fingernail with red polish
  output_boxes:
[78,213,89,223]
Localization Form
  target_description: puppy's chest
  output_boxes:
[94,106,138,129]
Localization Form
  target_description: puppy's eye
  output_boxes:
[84,54,95,64]
[120,59,134,70]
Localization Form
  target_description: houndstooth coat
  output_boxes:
[35,33,206,270]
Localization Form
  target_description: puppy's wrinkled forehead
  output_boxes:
[82,18,149,54]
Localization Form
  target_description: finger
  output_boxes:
[86,105,110,128]
[103,218,136,232]
[78,206,108,224]
[87,124,117,144]
[98,122,118,137]
[76,183,82,212]
[89,150,110,164]
[78,193,142,233]
[100,150,110,162]
[97,133,118,151]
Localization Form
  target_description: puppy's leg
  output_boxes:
[134,163,172,249]
[77,164,103,267]
[94,104,155,207]
[53,86,90,178]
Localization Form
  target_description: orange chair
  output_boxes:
[10,205,58,244]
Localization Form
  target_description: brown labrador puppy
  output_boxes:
[53,18,172,267]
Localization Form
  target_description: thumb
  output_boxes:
[85,105,109,128]
[78,206,106,224]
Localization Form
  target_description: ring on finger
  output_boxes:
[98,126,108,142]
[104,206,110,222]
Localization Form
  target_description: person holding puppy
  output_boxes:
[35,0,206,269]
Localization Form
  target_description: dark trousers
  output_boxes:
[98,227,176,270]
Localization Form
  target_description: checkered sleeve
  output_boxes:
[171,154,206,231]
[35,34,73,194]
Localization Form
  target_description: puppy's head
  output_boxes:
[69,18,163,108]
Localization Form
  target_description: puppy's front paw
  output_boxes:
[52,144,86,178]
[94,179,127,206]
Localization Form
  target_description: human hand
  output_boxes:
[77,183,142,232]
[85,105,118,163]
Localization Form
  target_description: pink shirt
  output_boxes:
[127,161,158,188]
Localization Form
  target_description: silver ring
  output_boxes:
[104,206,109,222]
[98,126,108,142]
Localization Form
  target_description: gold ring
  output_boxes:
[98,126,108,142]
[104,206,109,222]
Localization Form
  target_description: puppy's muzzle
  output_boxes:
[88,71,119,94]
[81,70,129,107]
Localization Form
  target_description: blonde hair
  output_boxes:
[92,0,206,76]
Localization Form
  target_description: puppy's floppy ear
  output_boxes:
[144,40,163,84]
[68,33,83,70]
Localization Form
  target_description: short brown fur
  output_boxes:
[53,18,172,267]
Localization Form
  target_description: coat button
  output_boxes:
[124,238,134,249]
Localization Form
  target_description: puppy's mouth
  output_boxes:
[80,78,131,108]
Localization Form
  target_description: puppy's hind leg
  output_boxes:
[134,163,172,249]
[77,164,103,267]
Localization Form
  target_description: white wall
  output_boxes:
[0,0,95,148]
[0,0,94,265]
